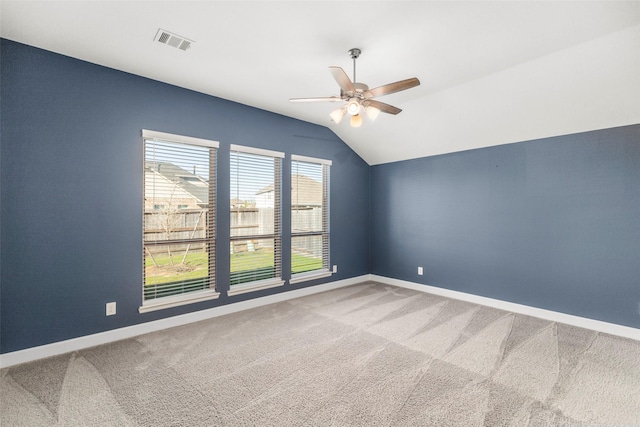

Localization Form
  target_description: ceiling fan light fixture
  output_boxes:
[329,107,346,124]
[350,114,363,128]
[365,106,380,121]
[347,98,360,115]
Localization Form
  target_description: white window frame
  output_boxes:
[290,154,332,284]
[140,130,220,313]
[228,144,285,296]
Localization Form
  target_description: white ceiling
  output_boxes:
[2,1,639,165]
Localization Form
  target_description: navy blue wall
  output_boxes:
[2,38,638,355]
[371,125,640,328]
[0,39,370,353]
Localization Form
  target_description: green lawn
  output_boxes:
[292,253,322,273]
[144,250,322,287]
[145,251,206,268]
[144,251,208,286]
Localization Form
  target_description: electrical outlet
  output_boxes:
[418,266,423,275]
[106,302,116,316]
[332,265,338,273]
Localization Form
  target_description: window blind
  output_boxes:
[291,155,330,280]
[142,131,217,304]
[230,145,284,288]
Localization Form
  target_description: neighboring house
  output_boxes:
[144,162,210,248]
[144,161,209,211]
[234,174,324,244]
[255,174,322,208]
[255,174,325,237]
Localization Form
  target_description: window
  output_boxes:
[291,155,331,283]
[140,130,219,313]
[229,145,285,295]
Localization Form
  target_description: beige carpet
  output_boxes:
[2,282,639,426]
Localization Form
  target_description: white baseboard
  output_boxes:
[0,275,367,369]
[370,275,640,342]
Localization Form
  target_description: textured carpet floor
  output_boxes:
[2,282,639,426]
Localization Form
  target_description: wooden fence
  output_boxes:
[144,206,322,255]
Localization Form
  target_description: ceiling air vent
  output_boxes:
[154,29,193,51]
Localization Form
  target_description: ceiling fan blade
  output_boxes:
[289,96,342,102]
[329,66,356,94]
[362,99,402,115]
[364,77,420,98]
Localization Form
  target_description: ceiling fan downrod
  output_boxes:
[349,48,361,83]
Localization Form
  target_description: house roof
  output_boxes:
[2,2,638,164]
[145,161,209,205]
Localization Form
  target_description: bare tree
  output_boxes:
[157,180,183,266]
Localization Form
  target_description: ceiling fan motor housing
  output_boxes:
[353,83,369,96]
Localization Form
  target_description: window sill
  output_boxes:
[139,289,221,313]
[227,278,285,296]
[290,269,332,284]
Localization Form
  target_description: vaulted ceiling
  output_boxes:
[2,1,639,165]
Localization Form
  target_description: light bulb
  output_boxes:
[350,114,363,128]
[365,106,380,121]
[329,107,346,124]
[347,99,360,115]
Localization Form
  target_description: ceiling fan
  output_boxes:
[290,48,420,127]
